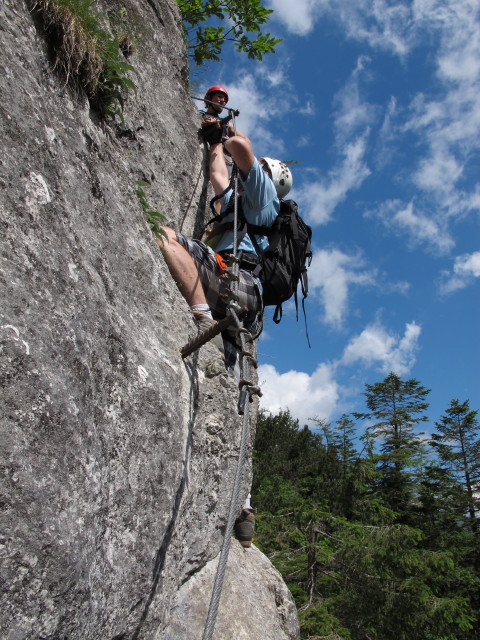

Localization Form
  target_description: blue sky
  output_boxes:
[194,0,479,429]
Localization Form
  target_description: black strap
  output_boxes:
[302,295,311,348]
[248,222,311,347]
[218,250,259,270]
[209,165,238,216]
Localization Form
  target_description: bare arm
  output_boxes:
[209,142,229,196]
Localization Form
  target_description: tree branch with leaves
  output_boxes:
[176,0,281,65]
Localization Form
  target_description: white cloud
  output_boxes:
[257,67,288,88]
[266,0,327,36]
[296,59,373,224]
[405,82,480,201]
[216,73,287,156]
[268,0,413,54]
[386,280,411,295]
[224,0,479,260]
[267,0,475,64]
[341,320,421,375]
[439,250,480,294]
[460,251,480,278]
[413,150,464,195]
[372,97,403,171]
[400,1,480,226]
[333,56,376,146]
[297,135,311,147]
[258,362,339,424]
[269,0,480,231]
[308,248,376,327]
[370,200,454,253]
[299,136,371,225]
[258,319,422,424]
[298,99,315,116]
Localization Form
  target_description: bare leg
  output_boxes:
[224,136,255,178]
[158,227,225,354]
[157,227,207,306]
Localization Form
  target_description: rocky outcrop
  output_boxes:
[163,541,300,640]
[0,0,299,638]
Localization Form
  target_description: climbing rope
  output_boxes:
[180,109,261,638]
[200,290,259,636]
[201,395,253,640]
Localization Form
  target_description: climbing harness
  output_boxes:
[201,189,313,346]
[180,110,262,640]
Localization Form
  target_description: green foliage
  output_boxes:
[328,520,475,640]
[135,182,166,239]
[90,35,137,120]
[413,463,468,544]
[176,0,281,65]
[30,0,136,119]
[431,399,480,527]
[355,372,431,521]
[252,377,480,639]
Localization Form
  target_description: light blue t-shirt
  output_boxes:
[214,158,279,255]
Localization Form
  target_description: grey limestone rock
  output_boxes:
[0,0,299,638]
[162,540,300,640]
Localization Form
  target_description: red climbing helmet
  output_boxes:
[204,85,229,105]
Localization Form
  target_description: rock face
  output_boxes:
[163,541,300,640]
[0,1,299,639]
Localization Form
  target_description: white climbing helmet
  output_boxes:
[259,157,292,199]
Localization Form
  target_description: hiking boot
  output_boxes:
[193,313,224,355]
[234,509,255,548]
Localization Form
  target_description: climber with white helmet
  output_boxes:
[158,85,292,375]
[256,156,293,200]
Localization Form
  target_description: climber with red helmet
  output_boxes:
[204,85,229,113]
[200,85,239,148]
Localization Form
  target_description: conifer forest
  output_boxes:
[252,373,480,639]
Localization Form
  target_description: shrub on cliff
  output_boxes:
[29,0,136,119]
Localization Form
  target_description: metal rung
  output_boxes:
[180,315,233,359]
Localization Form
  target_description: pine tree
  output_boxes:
[415,463,466,545]
[329,414,358,477]
[431,399,480,530]
[355,372,430,522]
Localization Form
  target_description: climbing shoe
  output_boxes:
[234,509,255,548]
[193,313,224,355]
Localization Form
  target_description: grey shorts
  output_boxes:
[175,232,263,327]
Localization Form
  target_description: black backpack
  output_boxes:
[246,199,312,326]
[206,192,313,338]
